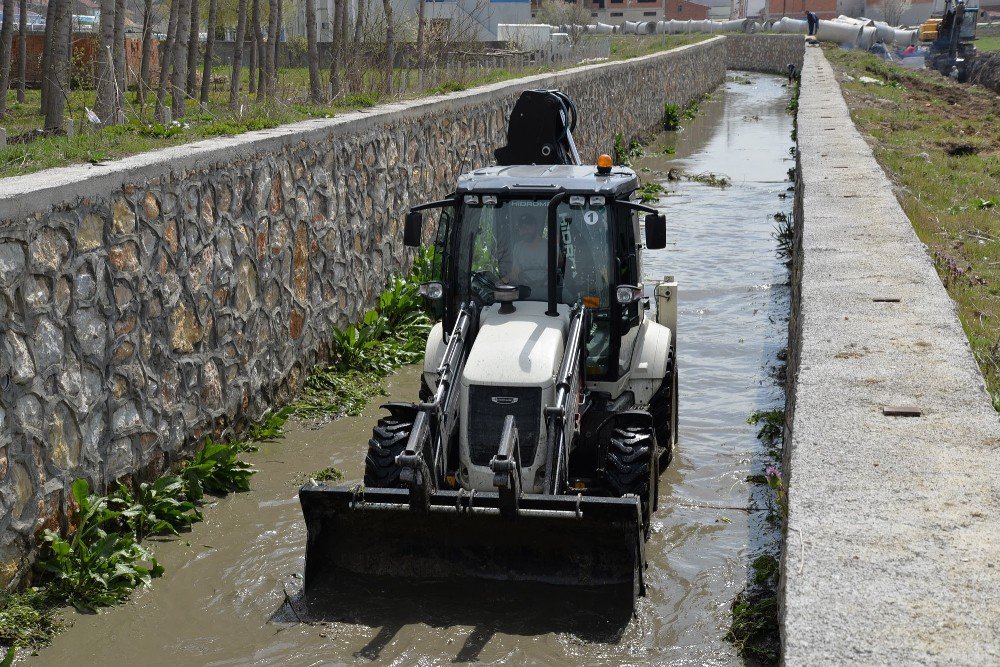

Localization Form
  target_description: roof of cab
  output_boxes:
[456,164,639,197]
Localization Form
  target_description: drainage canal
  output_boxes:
[32,72,793,666]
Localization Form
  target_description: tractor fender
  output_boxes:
[627,319,673,407]
[423,321,445,390]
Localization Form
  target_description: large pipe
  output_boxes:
[774,17,808,33]
[593,22,615,34]
[816,19,864,43]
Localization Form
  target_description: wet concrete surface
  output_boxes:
[31,73,793,666]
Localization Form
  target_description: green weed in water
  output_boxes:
[181,438,257,501]
[312,467,345,483]
[112,475,203,540]
[613,133,643,167]
[637,182,666,203]
[747,409,784,443]
[0,589,63,650]
[727,590,780,664]
[37,480,163,612]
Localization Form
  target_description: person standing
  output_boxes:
[805,10,819,36]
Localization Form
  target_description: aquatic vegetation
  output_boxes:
[637,182,666,203]
[181,438,257,501]
[0,589,63,651]
[112,475,203,540]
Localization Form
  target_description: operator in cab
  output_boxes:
[506,211,548,298]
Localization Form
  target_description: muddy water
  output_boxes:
[32,73,793,666]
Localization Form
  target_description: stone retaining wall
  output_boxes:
[782,46,1000,664]
[0,38,729,587]
[726,34,804,74]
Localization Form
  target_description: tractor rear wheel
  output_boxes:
[603,418,657,536]
[363,403,418,488]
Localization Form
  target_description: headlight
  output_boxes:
[616,285,642,305]
[419,282,444,300]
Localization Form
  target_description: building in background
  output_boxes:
[661,0,709,19]
[766,0,838,19]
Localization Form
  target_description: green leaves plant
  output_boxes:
[181,438,257,501]
[112,476,202,540]
[37,481,163,612]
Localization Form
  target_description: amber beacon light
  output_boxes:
[596,154,613,174]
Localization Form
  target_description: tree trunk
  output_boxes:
[112,0,126,122]
[44,0,70,130]
[0,0,16,117]
[171,0,191,118]
[328,0,340,97]
[138,0,154,109]
[272,0,281,73]
[156,0,180,120]
[40,0,57,111]
[248,0,259,94]
[200,0,218,106]
[304,0,321,102]
[16,0,25,103]
[353,0,365,42]
[380,0,392,94]
[260,0,276,100]
[186,0,199,95]
[416,0,425,86]
[93,0,115,123]
[229,0,247,106]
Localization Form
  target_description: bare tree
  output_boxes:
[112,0,126,121]
[261,0,277,99]
[229,0,248,106]
[94,0,116,123]
[171,0,192,118]
[200,0,219,106]
[878,0,912,26]
[304,0,321,101]
[16,0,24,103]
[249,0,259,93]
[534,0,590,42]
[415,0,426,86]
[40,0,57,111]
[273,0,282,71]
[186,0,199,95]
[44,0,71,130]
[0,0,15,117]
[138,0,156,108]
[157,0,180,120]
[380,0,393,93]
[329,0,341,97]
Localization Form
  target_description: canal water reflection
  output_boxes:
[32,72,793,667]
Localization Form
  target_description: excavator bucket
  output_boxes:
[298,485,646,605]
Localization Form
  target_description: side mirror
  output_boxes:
[645,213,666,250]
[403,211,422,247]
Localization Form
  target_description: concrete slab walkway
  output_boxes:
[782,46,1000,665]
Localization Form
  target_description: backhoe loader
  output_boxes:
[299,90,678,605]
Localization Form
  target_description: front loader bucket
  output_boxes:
[299,486,646,605]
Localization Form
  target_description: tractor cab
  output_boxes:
[407,164,666,383]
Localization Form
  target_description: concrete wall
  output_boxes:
[725,34,804,74]
[782,45,1000,664]
[0,38,729,587]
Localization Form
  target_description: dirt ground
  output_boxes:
[825,47,1000,407]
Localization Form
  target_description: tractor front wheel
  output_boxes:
[603,418,657,537]
[363,403,418,488]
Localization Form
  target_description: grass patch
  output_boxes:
[0,36,709,179]
[0,589,63,651]
[825,47,1000,410]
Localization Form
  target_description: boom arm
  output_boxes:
[494,89,581,167]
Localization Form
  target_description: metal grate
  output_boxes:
[467,385,542,467]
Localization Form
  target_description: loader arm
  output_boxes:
[544,305,588,495]
[398,303,474,511]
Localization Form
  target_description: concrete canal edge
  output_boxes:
[783,46,1000,664]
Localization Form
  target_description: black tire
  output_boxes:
[603,417,657,536]
[649,350,677,471]
[363,403,418,488]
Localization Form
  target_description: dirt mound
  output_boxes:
[969,51,1000,95]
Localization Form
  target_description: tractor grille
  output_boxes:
[467,385,542,467]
